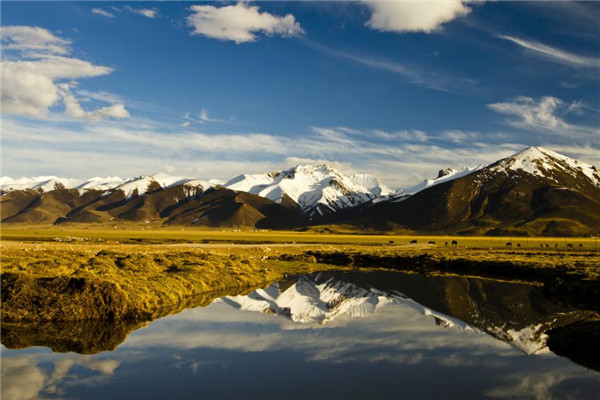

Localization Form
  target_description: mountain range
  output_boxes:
[2,147,599,236]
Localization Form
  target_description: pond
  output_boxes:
[2,271,599,399]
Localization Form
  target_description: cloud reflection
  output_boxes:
[0,354,120,400]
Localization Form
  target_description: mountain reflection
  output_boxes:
[2,271,599,400]
[1,271,595,357]
[221,272,594,355]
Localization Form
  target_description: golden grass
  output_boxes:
[2,234,599,325]
[0,241,349,323]
[2,225,599,249]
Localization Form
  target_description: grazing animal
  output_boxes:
[428,241,436,245]
[506,242,512,247]
[517,243,521,248]
[389,240,394,244]
[555,244,558,248]
[540,244,544,248]
[451,240,458,246]
[445,242,448,246]
[545,244,550,248]
[410,240,417,244]
[567,243,573,248]
[579,244,583,248]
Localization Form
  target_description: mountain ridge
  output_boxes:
[2,147,599,235]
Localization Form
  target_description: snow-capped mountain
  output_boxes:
[389,146,598,202]
[110,173,221,199]
[403,165,485,196]
[0,176,125,193]
[0,173,223,198]
[487,146,600,189]
[353,146,600,236]
[224,164,396,219]
[2,147,598,232]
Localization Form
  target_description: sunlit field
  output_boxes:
[2,226,598,249]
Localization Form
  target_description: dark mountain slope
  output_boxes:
[163,188,307,228]
[2,189,105,224]
[1,183,307,229]
[338,147,600,236]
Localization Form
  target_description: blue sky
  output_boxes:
[2,1,599,187]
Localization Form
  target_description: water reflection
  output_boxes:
[2,272,599,399]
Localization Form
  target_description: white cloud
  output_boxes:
[1,355,119,400]
[60,84,129,122]
[187,2,303,43]
[76,90,123,104]
[497,35,600,68]
[487,96,599,137]
[182,109,232,125]
[5,117,581,188]
[1,25,70,55]
[0,357,45,400]
[138,9,158,19]
[372,129,429,142]
[363,1,471,34]
[2,62,60,117]
[92,8,115,18]
[127,7,158,19]
[442,130,480,143]
[0,26,129,120]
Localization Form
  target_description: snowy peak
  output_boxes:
[402,165,484,197]
[110,173,222,199]
[0,176,125,193]
[0,173,219,199]
[489,146,600,188]
[224,164,396,218]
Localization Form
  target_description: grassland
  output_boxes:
[1,227,598,337]
[2,226,599,248]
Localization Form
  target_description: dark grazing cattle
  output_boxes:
[506,242,512,247]
[451,240,458,246]
[410,240,417,244]
[428,241,435,245]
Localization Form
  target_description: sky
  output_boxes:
[1,1,599,188]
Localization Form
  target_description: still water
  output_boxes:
[2,272,599,399]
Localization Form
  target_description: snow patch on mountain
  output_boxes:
[0,176,124,193]
[489,146,600,187]
[403,165,485,196]
[225,165,397,218]
[0,173,220,200]
[76,176,125,191]
[112,173,217,199]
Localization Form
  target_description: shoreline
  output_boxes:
[2,241,599,321]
